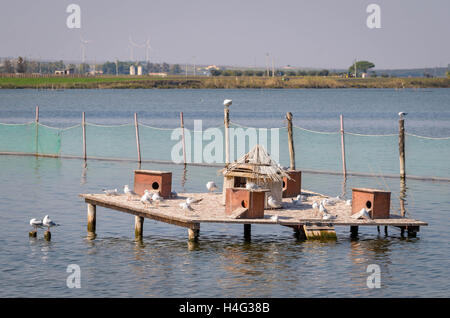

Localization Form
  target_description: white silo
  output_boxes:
[129,65,136,75]
[137,65,143,76]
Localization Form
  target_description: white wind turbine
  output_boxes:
[80,35,92,63]
[145,38,152,63]
[129,36,145,62]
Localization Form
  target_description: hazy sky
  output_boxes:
[0,0,448,69]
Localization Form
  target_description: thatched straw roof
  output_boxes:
[220,145,289,182]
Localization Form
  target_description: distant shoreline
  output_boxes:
[0,75,448,89]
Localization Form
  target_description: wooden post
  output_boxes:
[350,226,358,237]
[87,203,96,234]
[244,224,251,240]
[340,114,347,177]
[399,118,406,179]
[135,216,144,240]
[82,112,87,161]
[180,112,186,165]
[35,106,39,155]
[286,112,295,170]
[293,225,306,240]
[44,230,51,241]
[188,227,200,242]
[224,107,230,165]
[134,113,141,163]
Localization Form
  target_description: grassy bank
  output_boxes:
[0,75,448,89]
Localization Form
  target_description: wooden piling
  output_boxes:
[29,230,37,238]
[286,112,295,170]
[188,228,200,242]
[134,113,142,163]
[244,224,251,240]
[340,114,347,177]
[350,226,358,237]
[224,107,230,165]
[44,230,51,241]
[87,203,96,234]
[82,112,87,161]
[135,216,144,239]
[180,112,186,165]
[399,118,406,179]
[35,106,39,155]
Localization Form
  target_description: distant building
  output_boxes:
[89,70,103,76]
[149,72,168,77]
[55,68,75,75]
[130,65,136,75]
[137,65,143,76]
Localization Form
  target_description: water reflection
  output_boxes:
[80,162,87,185]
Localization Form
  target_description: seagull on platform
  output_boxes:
[186,197,203,205]
[268,196,282,209]
[124,185,137,201]
[140,190,152,208]
[319,203,326,214]
[43,215,59,230]
[103,188,118,196]
[206,181,218,193]
[270,214,279,223]
[152,192,163,206]
[291,194,303,206]
[322,212,337,221]
[351,208,371,220]
[180,202,194,215]
[30,218,44,231]
[398,112,408,119]
[246,182,259,190]
[345,199,352,206]
[312,201,319,210]
[322,198,336,206]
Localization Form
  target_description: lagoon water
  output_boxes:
[0,89,449,297]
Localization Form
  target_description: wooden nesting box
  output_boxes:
[352,188,391,219]
[282,170,301,198]
[134,170,172,198]
[225,188,268,219]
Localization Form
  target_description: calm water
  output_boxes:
[0,89,449,297]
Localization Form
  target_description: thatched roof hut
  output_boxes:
[220,145,289,206]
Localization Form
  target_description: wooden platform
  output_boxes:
[79,190,427,241]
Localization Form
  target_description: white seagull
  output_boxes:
[30,218,44,231]
[124,185,137,201]
[206,181,218,193]
[322,212,337,221]
[180,202,194,215]
[398,112,408,119]
[319,203,326,214]
[268,196,282,209]
[223,99,232,107]
[312,201,319,210]
[152,192,163,206]
[186,197,203,205]
[270,215,279,223]
[351,208,372,220]
[140,190,152,208]
[103,188,118,196]
[345,199,352,206]
[43,215,59,230]
[291,194,303,206]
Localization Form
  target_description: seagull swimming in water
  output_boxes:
[30,218,44,231]
[268,196,282,209]
[43,215,59,230]
[124,185,137,201]
[291,194,303,206]
[398,112,408,119]
[140,190,152,208]
[351,208,372,220]
[206,181,218,193]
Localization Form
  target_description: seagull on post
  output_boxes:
[206,181,218,193]
[223,99,232,107]
[398,112,408,119]
[30,218,44,231]
[43,215,59,230]
[152,192,163,207]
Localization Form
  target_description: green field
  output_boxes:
[0,75,448,89]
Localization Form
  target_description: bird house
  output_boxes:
[134,170,172,198]
[282,170,301,198]
[225,188,268,219]
[220,145,290,208]
[352,188,391,219]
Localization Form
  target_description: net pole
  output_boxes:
[82,112,87,161]
[224,107,230,165]
[399,118,406,179]
[134,113,141,163]
[35,106,39,156]
[286,112,295,170]
[180,112,186,165]
[340,114,347,177]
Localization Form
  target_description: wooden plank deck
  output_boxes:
[79,190,427,229]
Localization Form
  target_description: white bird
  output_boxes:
[345,199,352,206]
[312,201,319,210]
[140,190,152,207]
[223,99,232,107]
[245,182,259,190]
[152,192,163,206]
[186,197,203,205]
[268,196,282,209]
[103,188,118,196]
[319,203,326,214]
[206,181,218,193]
[30,218,44,230]
[43,215,59,230]
[124,185,137,201]
[322,198,336,206]
[398,112,408,119]
[322,212,337,220]
[291,194,302,206]
[180,202,194,214]
[351,208,372,220]
[270,215,279,223]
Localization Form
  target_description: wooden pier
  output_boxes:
[79,190,427,242]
